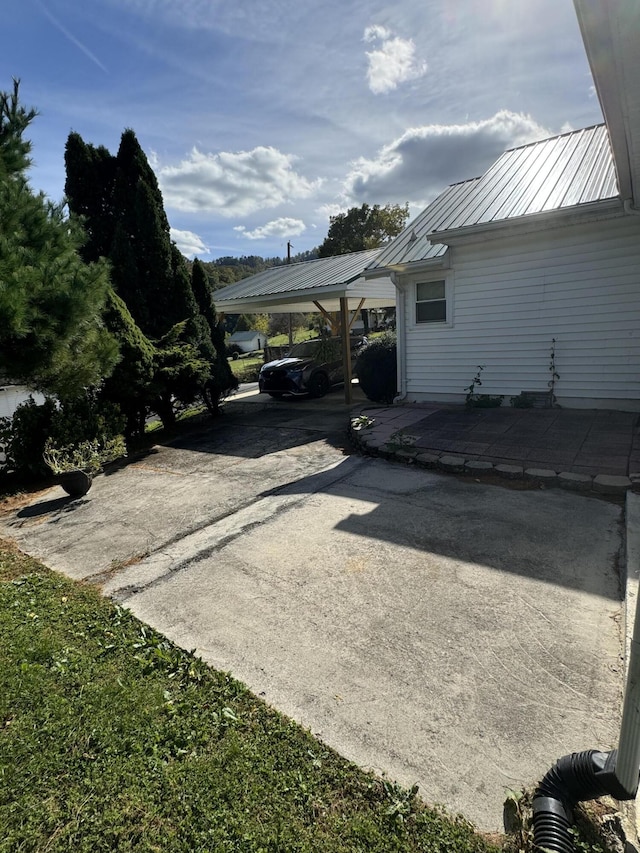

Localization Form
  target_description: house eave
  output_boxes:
[364,253,450,279]
[428,198,624,245]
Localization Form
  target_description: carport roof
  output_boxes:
[212,249,396,314]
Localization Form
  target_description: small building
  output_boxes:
[228,331,268,353]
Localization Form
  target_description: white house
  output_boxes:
[364,0,640,412]
[228,330,268,353]
[365,124,640,411]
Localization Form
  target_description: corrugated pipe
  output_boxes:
[532,749,636,852]
[533,514,640,851]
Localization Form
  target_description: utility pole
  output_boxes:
[287,242,293,348]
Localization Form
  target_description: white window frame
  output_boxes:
[410,272,453,328]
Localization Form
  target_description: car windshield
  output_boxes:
[288,341,322,358]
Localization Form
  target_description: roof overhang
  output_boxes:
[214,277,396,315]
[428,197,624,246]
[210,249,395,315]
[574,0,640,206]
[373,252,450,278]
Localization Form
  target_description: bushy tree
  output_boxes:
[355,333,397,403]
[318,203,409,258]
[268,313,307,337]
[99,288,155,437]
[234,314,252,333]
[0,80,118,396]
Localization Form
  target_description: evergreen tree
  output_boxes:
[191,258,237,405]
[64,126,237,425]
[191,258,217,335]
[100,288,155,437]
[63,132,116,263]
[65,128,202,342]
[0,80,118,397]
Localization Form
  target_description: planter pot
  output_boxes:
[59,470,93,497]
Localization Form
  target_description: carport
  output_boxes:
[212,249,396,403]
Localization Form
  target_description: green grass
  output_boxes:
[267,328,316,347]
[0,543,499,853]
[229,353,264,382]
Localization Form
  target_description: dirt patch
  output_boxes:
[0,484,53,516]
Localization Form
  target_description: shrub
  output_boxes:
[43,434,127,475]
[225,343,243,360]
[355,333,397,404]
[0,391,125,480]
[0,397,57,478]
[234,364,261,384]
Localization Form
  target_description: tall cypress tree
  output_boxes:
[65,128,200,341]
[64,126,236,425]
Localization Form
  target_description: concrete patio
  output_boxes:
[349,401,640,494]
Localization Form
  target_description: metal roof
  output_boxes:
[366,179,479,271]
[575,0,640,206]
[367,124,619,271]
[213,248,396,314]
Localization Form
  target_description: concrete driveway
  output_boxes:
[0,394,623,831]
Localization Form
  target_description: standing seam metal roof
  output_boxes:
[367,124,618,271]
[211,248,381,302]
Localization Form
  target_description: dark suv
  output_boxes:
[259,336,366,398]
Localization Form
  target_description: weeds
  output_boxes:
[351,414,375,430]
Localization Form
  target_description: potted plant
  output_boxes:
[43,435,127,497]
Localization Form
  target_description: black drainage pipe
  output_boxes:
[532,748,637,853]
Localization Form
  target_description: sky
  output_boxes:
[4,0,603,261]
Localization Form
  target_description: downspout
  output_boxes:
[392,272,408,403]
[532,571,640,851]
[623,198,640,217]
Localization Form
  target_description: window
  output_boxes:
[416,280,446,323]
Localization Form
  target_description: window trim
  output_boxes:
[411,273,453,328]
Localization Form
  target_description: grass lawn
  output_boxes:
[267,329,316,348]
[229,353,264,382]
[0,541,499,853]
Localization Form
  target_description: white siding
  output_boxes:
[400,215,640,410]
[0,386,45,420]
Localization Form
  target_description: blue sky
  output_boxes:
[5,0,602,260]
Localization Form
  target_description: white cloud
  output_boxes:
[157,146,322,217]
[363,25,391,43]
[345,110,551,205]
[363,25,427,95]
[234,217,306,241]
[315,203,347,220]
[171,227,210,258]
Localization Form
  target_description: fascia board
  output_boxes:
[427,198,623,245]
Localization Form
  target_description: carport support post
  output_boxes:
[340,297,353,405]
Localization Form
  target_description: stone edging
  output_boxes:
[349,421,633,496]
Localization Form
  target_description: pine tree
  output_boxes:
[0,80,118,397]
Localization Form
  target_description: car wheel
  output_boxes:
[308,372,329,398]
